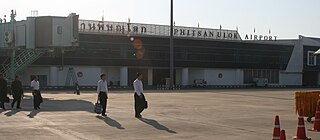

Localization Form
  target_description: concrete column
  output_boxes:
[182,68,189,86]
[49,66,58,86]
[120,67,128,86]
[148,69,153,86]
[235,69,243,85]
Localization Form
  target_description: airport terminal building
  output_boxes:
[1,14,320,88]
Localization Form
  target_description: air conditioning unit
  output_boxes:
[4,31,13,44]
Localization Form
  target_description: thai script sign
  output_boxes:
[79,20,241,41]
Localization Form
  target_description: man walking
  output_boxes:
[133,72,146,118]
[0,74,7,110]
[31,76,42,110]
[11,75,23,109]
[97,74,108,116]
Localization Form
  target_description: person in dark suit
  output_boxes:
[11,75,23,109]
[0,73,8,110]
[74,82,80,95]
[133,72,147,118]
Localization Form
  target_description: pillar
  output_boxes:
[120,67,128,86]
[148,69,153,86]
[235,69,243,85]
[182,68,189,86]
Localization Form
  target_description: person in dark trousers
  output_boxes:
[97,74,108,116]
[0,74,7,110]
[31,76,42,110]
[11,75,23,109]
[74,82,80,95]
[133,72,146,118]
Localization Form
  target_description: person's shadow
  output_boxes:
[96,116,125,130]
[4,109,20,117]
[7,95,95,118]
[0,109,4,114]
[27,110,40,118]
[138,118,176,134]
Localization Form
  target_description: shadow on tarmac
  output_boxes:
[27,110,40,118]
[138,118,177,134]
[1,95,95,118]
[4,109,20,117]
[96,116,125,129]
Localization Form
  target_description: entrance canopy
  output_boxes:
[314,49,320,55]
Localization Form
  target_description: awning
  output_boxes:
[314,49,320,55]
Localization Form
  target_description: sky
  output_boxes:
[0,0,319,39]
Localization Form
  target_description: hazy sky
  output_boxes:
[1,0,319,39]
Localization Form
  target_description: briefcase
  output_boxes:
[94,100,102,114]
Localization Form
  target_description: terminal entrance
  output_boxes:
[303,71,318,86]
[153,69,170,86]
[128,68,174,86]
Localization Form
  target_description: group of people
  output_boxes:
[0,74,42,110]
[0,72,147,118]
[97,72,147,118]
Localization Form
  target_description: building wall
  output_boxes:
[279,72,302,86]
[19,66,309,87]
[73,66,101,86]
[204,69,243,85]
[22,66,102,86]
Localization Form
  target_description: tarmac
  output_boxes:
[0,89,319,140]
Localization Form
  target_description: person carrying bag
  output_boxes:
[133,72,148,118]
[96,74,108,116]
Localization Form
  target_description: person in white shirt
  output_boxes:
[31,76,42,110]
[133,72,146,118]
[97,74,108,116]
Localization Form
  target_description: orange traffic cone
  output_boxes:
[293,115,311,140]
[309,100,320,132]
[280,130,286,140]
[273,115,281,140]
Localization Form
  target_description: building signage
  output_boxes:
[244,34,277,41]
[79,20,241,41]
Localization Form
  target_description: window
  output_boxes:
[57,26,63,34]
[307,51,316,66]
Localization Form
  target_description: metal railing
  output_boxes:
[0,49,48,79]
